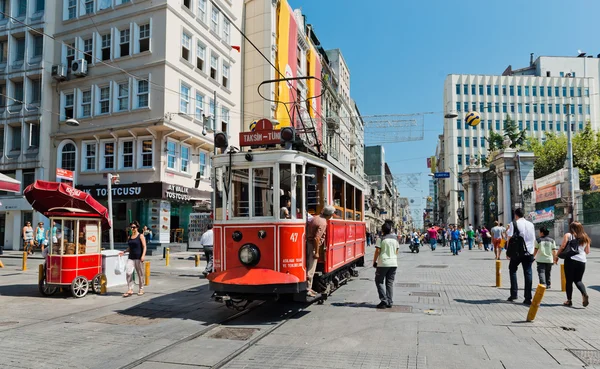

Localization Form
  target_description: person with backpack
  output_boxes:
[555,222,591,307]
[506,208,536,305]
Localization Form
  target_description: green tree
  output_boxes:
[503,114,527,148]
[486,129,504,152]
[527,133,567,179]
[573,122,600,191]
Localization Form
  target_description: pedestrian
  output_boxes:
[35,222,47,253]
[555,222,591,307]
[366,231,371,247]
[120,221,147,297]
[427,224,437,251]
[142,225,153,242]
[506,208,536,305]
[491,221,504,259]
[458,226,465,251]
[476,226,483,250]
[481,225,492,252]
[534,227,557,289]
[306,205,335,297]
[201,224,214,277]
[373,222,399,309]
[22,221,34,255]
[466,224,475,250]
[450,225,460,255]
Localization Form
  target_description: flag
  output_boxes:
[427,158,431,168]
[231,45,241,52]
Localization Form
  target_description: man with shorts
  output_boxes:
[491,221,504,260]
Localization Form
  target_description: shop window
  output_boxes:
[253,167,273,217]
[279,163,292,219]
[232,168,249,217]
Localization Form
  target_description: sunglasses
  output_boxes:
[130,225,137,229]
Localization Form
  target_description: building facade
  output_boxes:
[441,55,599,225]
[0,0,54,250]
[51,0,242,243]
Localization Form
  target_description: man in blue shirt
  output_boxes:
[450,225,461,255]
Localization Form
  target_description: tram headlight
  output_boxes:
[239,244,260,266]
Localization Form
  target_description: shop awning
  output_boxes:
[24,180,111,229]
[0,172,21,193]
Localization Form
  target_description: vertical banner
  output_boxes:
[275,0,298,127]
[430,156,436,174]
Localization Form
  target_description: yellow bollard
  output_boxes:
[100,274,107,294]
[195,254,200,267]
[561,264,566,292]
[38,264,43,283]
[22,251,27,271]
[0,259,4,268]
[527,284,547,322]
[144,261,150,286]
[165,248,170,266]
[495,260,502,287]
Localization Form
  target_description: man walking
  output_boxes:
[466,224,475,250]
[201,224,214,277]
[306,205,335,297]
[534,227,557,288]
[373,222,399,309]
[450,225,460,255]
[506,208,536,305]
[491,221,503,260]
[427,224,438,251]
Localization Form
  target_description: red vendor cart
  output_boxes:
[24,180,111,298]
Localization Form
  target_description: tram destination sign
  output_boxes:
[239,130,281,146]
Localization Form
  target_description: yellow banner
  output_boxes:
[590,174,600,192]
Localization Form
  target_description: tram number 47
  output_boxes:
[290,233,299,242]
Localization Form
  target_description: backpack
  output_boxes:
[506,221,530,258]
[558,234,579,259]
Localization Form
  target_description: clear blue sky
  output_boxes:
[289,0,600,216]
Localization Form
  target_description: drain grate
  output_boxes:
[417,265,448,268]
[568,349,600,365]
[207,327,258,341]
[379,305,412,313]
[410,292,440,297]
[396,283,420,288]
[0,321,18,326]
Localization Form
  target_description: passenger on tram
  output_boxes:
[306,205,335,297]
[280,197,291,219]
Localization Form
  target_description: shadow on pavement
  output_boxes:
[454,298,507,305]
[0,283,78,298]
[331,302,378,308]
[588,285,600,292]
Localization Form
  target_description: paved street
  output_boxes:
[1,244,600,369]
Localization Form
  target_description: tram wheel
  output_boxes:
[38,275,57,296]
[91,273,105,294]
[71,276,89,298]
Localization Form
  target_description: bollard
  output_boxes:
[527,284,547,322]
[38,264,43,283]
[195,254,200,267]
[495,260,502,287]
[100,274,107,294]
[561,264,566,292]
[22,251,27,271]
[144,261,150,286]
[165,248,170,266]
[0,259,4,268]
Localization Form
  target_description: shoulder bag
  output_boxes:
[558,234,579,259]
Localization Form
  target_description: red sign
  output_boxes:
[535,184,561,203]
[239,118,282,146]
[427,157,432,168]
[56,168,74,181]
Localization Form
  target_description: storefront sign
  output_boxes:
[56,168,74,181]
[77,182,209,203]
[534,169,565,190]
[528,206,555,224]
[535,184,561,203]
[164,184,191,201]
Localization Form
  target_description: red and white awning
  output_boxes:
[0,173,21,193]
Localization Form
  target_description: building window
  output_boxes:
[139,139,153,168]
[196,41,205,70]
[457,154,462,165]
[84,0,93,14]
[579,121,584,131]
[495,120,500,130]
[209,99,215,129]
[562,86,567,97]
[541,121,546,131]
[526,121,530,130]
[60,142,76,170]
[197,0,206,22]
[494,102,499,113]
[199,151,208,176]
[524,86,529,96]
[101,34,111,60]
[509,103,514,113]
[211,5,220,34]
[222,17,230,44]
[183,0,190,9]
[554,86,559,96]
[487,120,492,130]
[486,85,491,95]
[471,102,476,111]
[456,102,460,112]
[465,154,470,164]
[577,87,582,96]
[30,79,41,104]
[0,41,6,63]
[83,142,96,171]
[67,0,77,19]
[463,84,467,94]
[66,42,75,65]
[540,86,545,96]
[136,79,149,108]
[494,85,499,95]
[472,137,477,147]
[534,121,538,131]
[541,104,545,114]
[83,37,93,64]
[546,86,551,96]
[456,120,461,130]
[28,123,39,148]
[455,84,460,95]
[221,106,229,132]
[32,35,43,58]
[518,104,522,114]
[549,121,553,130]
[532,86,537,96]
[102,142,115,170]
[457,137,462,147]
[517,86,522,96]
[180,83,190,114]
[16,0,26,16]
[525,104,530,114]
[15,37,25,62]
[35,0,44,12]
[501,102,506,113]
[210,54,218,80]
[81,89,91,117]
[167,140,176,169]
[117,82,129,111]
[119,29,130,57]
[518,120,523,130]
[509,85,514,96]
[586,105,590,114]
[479,102,484,112]
[139,24,150,52]
[222,63,229,88]
[471,84,475,95]
[99,85,110,114]
[180,145,190,172]
[181,32,191,61]
[64,92,74,119]
[578,104,582,114]
[465,137,470,147]
[121,140,134,169]
[569,87,574,97]
[480,137,485,147]
[195,92,203,120]
[549,104,553,114]
[585,87,589,97]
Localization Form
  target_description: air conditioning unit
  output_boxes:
[71,59,88,77]
[51,65,68,81]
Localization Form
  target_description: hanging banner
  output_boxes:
[535,184,561,203]
[590,174,600,192]
[534,169,565,191]
[528,206,555,224]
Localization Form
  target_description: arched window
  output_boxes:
[61,143,76,171]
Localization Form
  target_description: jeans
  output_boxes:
[375,267,397,305]
[203,246,214,274]
[536,262,553,287]
[430,239,437,250]
[450,239,459,255]
[564,258,587,301]
[467,238,474,250]
[509,255,534,301]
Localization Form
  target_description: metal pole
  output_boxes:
[566,103,575,223]
[108,173,115,250]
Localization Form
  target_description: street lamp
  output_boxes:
[107,173,120,250]
[65,118,80,127]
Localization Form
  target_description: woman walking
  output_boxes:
[481,225,492,252]
[555,222,591,307]
[119,221,147,297]
[35,222,46,253]
[22,221,34,254]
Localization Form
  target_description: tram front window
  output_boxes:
[214,167,225,221]
[253,167,273,217]
[279,164,292,219]
[232,169,249,217]
[295,164,304,219]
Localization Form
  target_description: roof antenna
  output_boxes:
[530,53,534,66]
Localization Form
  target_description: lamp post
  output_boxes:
[107,173,120,250]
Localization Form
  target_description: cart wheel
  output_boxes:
[71,276,89,298]
[91,273,105,294]
[38,275,58,296]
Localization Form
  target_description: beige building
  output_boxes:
[50,0,242,243]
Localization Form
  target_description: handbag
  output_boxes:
[558,235,579,259]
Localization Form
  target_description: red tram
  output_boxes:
[208,120,366,307]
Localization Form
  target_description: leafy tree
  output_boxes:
[502,114,527,148]
[573,122,600,191]
[527,133,567,179]
[486,129,504,152]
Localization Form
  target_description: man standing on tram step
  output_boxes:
[506,208,536,305]
[201,224,214,277]
[373,222,399,309]
[306,205,335,297]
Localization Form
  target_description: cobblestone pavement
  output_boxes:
[1,245,600,368]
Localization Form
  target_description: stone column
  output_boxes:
[468,182,475,229]
[497,175,503,223]
[502,171,512,225]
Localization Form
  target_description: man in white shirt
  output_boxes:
[200,224,214,277]
[506,208,536,305]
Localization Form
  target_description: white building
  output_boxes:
[441,55,599,225]
[49,0,242,245]
[0,0,55,250]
